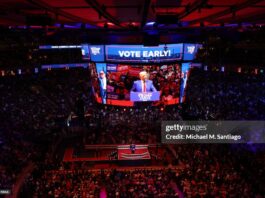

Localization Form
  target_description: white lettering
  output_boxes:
[148,51,154,57]
[118,51,141,58]
[138,93,152,101]
[118,50,172,58]
[91,47,101,55]
[135,51,141,57]
[154,51,160,57]
[118,51,125,57]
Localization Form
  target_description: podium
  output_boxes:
[130,91,160,102]
[117,145,151,160]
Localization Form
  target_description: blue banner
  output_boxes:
[95,63,107,74]
[105,44,183,63]
[130,91,160,102]
[180,62,191,103]
[38,43,201,63]
[81,44,90,60]
[90,45,105,62]
[183,44,202,61]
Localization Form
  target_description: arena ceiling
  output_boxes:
[0,0,264,29]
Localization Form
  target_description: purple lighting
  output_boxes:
[146,22,155,26]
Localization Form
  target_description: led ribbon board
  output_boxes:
[105,44,183,63]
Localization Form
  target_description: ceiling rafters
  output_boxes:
[141,0,151,28]
[189,0,264,25]
[0,0,263,28]
[178,0,208,20]
[26,0,99,26]
[213,12,265,24]
[26,4,265,10]
[84,0,124,28]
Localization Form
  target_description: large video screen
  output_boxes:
[91,63,181,106]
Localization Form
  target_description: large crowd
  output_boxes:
[85,106,181,145]
[19,144,265,197]
[0,65,264,197]
[184,68,265,120]
[21,168,180,197]
[0,68,180,192]
[0,69,90,191]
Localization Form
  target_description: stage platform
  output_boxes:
[62,144,172,167]
[64,144,151,161]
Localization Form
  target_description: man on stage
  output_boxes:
[98,70,107,104]
[130,71,157,107]
[130,144,136,154]
[131,71,157,93]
